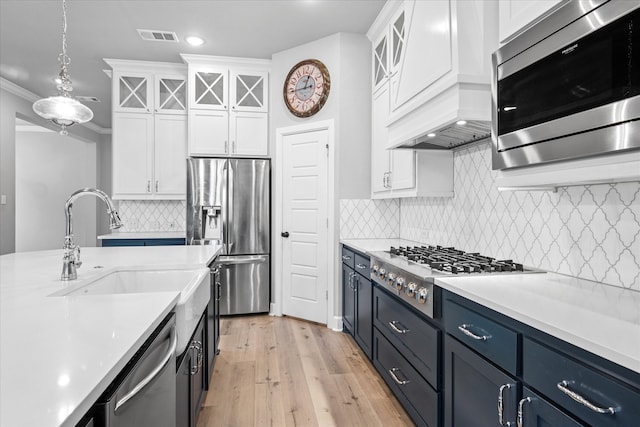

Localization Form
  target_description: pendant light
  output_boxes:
[32,0,93,135]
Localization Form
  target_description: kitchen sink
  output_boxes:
[50,268,210,354]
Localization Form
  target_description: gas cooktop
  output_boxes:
[368,245,542,318]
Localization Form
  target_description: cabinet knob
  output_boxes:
[281,231,290,238]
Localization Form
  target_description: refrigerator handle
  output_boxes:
[226,159,235,254]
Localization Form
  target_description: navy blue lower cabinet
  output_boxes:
[523,338,640,427]
[444,334,520,427]
[342,263,356,335]
[373,328,440,427]
[354,272,372,358]
[518,386,585,427]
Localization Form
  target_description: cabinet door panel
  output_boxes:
[499,0,565,43]
[230,111,268,156]
[231,71,268,113]
[115,72,152,113]
[444,334,519,427]
[156,75,187,114]
[520,386,584,427]
[155,115,187,196]
[191,68,228,111]
[113,113,153,195]
[355,273,372,359]
[371,85,391,196]
[188,110,228,156]
[372,32,389,91]
[390,150,415,191]
[342,264,355,334]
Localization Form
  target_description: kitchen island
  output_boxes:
[0,245,220,427]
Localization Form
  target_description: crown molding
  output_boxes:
[0,77,111,135]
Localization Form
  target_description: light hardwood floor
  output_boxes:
[197,314,415,427]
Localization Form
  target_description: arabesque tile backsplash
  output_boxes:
[341,141,640,291]
[117,200,185,232]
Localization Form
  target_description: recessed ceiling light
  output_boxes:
[186,36,204,46]
[456,120,467,125]
[427,133,436,138]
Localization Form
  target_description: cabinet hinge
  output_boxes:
[326,143,329,156]
[326,290,328,300]
[326,218,329,228]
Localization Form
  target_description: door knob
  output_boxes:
[281,232,290,238]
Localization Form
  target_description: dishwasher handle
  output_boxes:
[215,254,268,265]
[114,325,177,413]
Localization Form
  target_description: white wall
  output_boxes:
[270,32,372,328]
[0,81,104,254]
[15,125,97,252]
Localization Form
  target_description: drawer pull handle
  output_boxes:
[388,320,410,334]
[458,324,491,341]
[342,255,352,261]
[356,263,367,269]
[388,367,410,385]
[517,397,531,427]
[556,380,616,415]
[498,383,514,426]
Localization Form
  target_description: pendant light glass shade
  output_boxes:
[33,95,93,126]
[32,0,93,135]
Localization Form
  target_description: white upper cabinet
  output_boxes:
[114,71,152,113]
[182,55,270,157]
[105,59,188,200]
[155,74,187,114]
[499,0,567,43]
[368,1,454,199]
[190,66,229,111]
[230,71,268,113]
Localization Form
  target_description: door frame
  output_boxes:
[273,119,338,330]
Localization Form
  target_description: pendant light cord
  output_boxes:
[57,0,72,95]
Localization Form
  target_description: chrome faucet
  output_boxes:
[62,188,123,280]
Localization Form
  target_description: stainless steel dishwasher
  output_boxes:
[93,313,177,427]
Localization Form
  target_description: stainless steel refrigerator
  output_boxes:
[187,158,270,315]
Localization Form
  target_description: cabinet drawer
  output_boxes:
[373,329,440,427]
[353,253,370,276]
[341,246,355,269]
[374,287,440,389]
[523,338,640,427]
[443,298,518,375]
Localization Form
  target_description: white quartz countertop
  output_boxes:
[98,231,186,240]
[341,238,640,374]
[0,245,220,427]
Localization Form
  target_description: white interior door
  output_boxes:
[281,129,329,324]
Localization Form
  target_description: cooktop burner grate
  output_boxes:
[389,246,525,274]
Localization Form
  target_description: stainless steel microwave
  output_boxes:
[491,0,640,170]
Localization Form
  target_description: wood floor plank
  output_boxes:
[198,314,415,427]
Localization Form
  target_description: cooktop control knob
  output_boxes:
[406,282,417,297]
[372,265,379,273]
[378,268,386,278]
[387,272,396,286]
[395,277,406,290]
[417,287,429,303]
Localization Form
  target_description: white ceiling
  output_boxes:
[0,0,385,129]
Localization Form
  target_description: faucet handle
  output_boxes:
[74,245,82,268]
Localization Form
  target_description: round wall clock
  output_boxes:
[283,59,331,118]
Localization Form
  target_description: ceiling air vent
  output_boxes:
[137,29,179,43]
